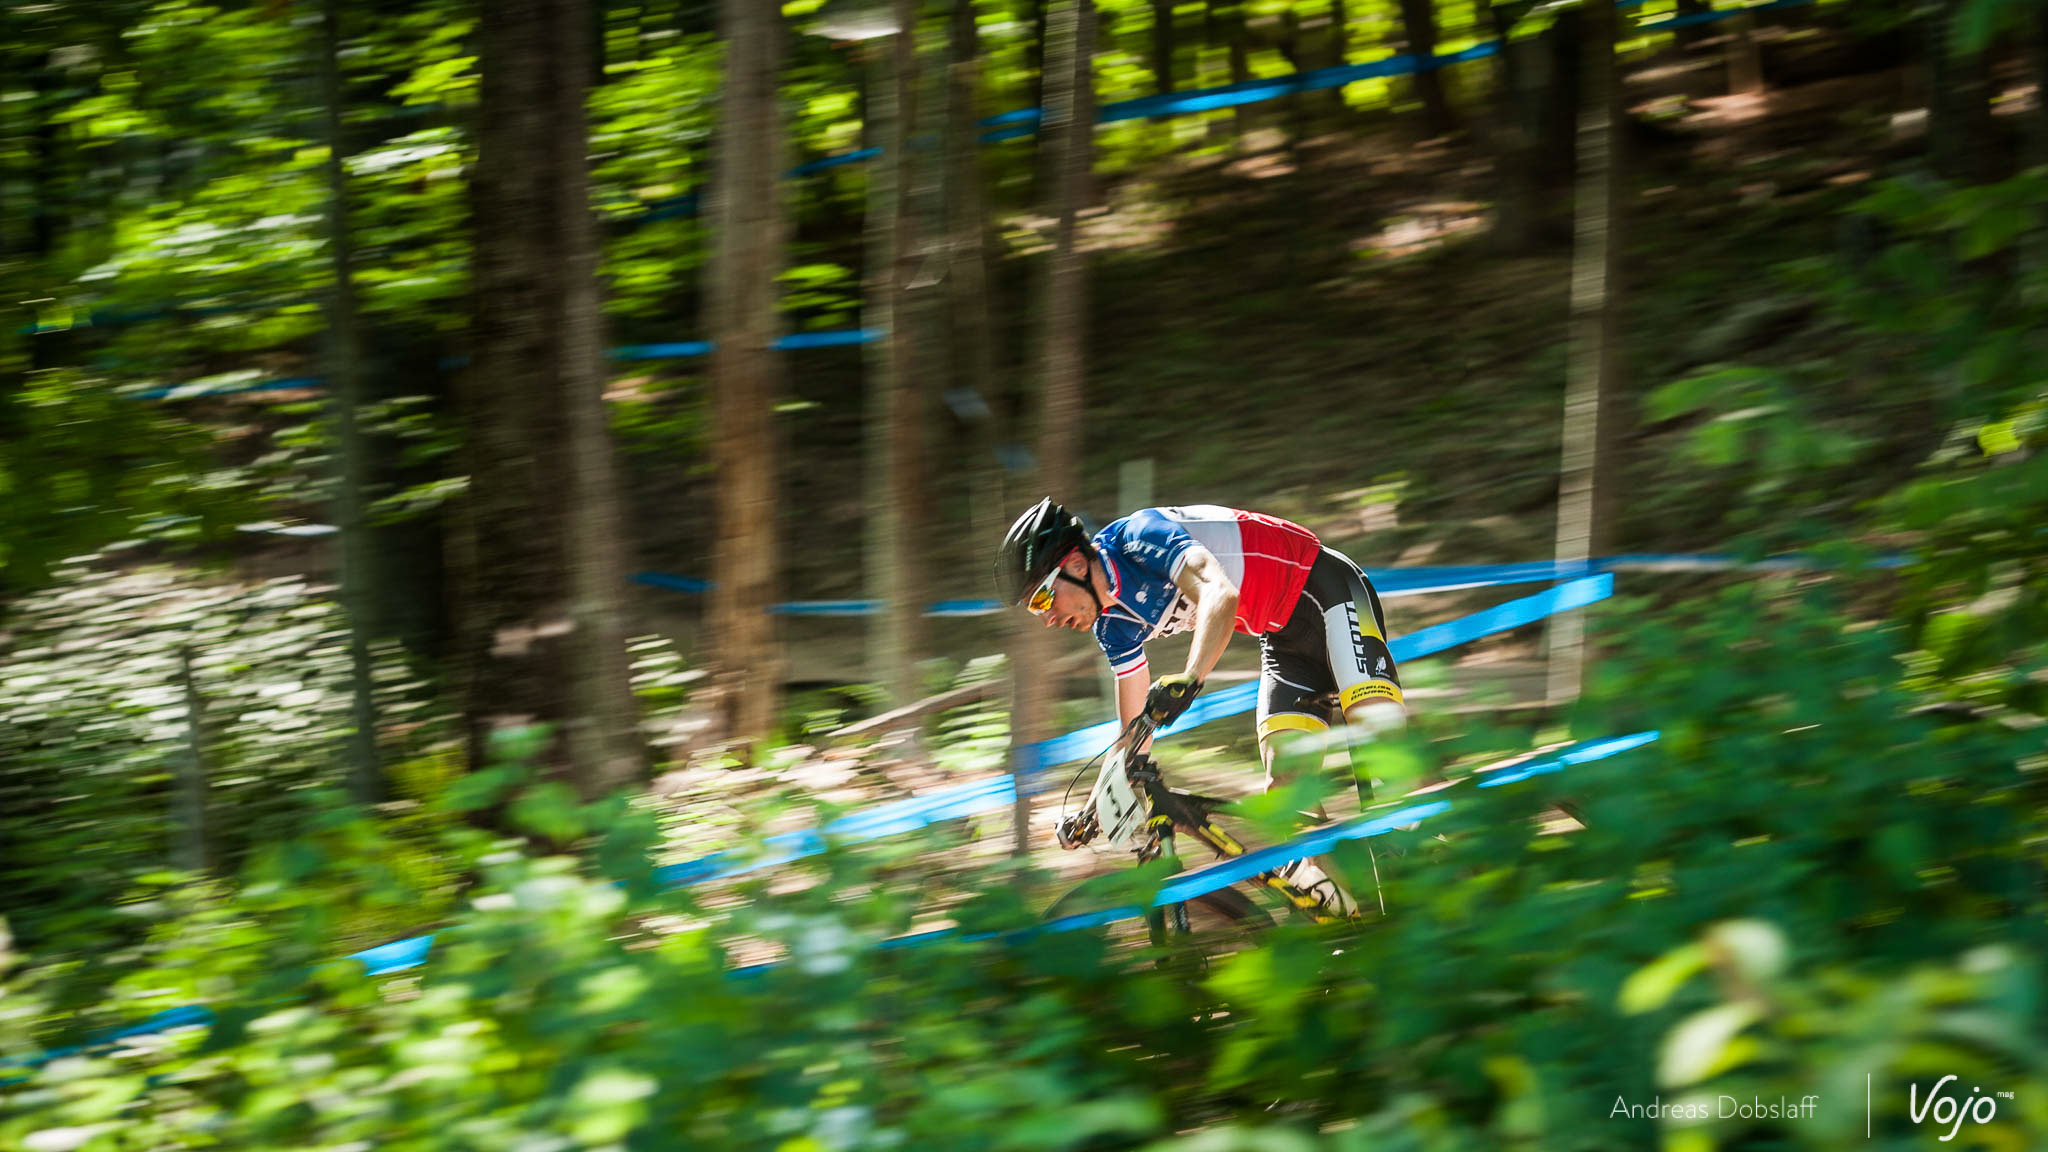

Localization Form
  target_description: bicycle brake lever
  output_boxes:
[1055,811,1098,850]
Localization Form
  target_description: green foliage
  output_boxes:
[0,566,441,959]
[0,366,250,596]
[6,578,2045,1147]
[9,1,2048,1144]
[1647,364,1871,530]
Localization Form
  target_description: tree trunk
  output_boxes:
[1488,2,1577,252]
[946,0,1002,548]
[1546,0,1624,708]
[2032,0,2048,173]
[1030,0,1050,167]
[1213,0,1252,141]
[708,0,787,751]
[1486,2,1540,252]
[1927,0,1998,184]
[1013,0,1093,847]
[174,645,209,873]
[1037,0,1090,503]
[1725,10,1764,96]
[866,0,928,709]
[29,54,60,263]
[1397,0,1456,136]
[1076,0,1099,209]
[460,0,644,791]
[462,0,573,775]
[553,0,644,795]
[1151,0,1176,94]
[318,0,383,806]
[1673,0,1710,50]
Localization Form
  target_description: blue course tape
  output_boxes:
[610,329,883,362]
[6,729,1652,1066]
[1477,730,1661,788]
[661,579,1613,892]
[641,550,1895,613]
[975,47,1503,142]
[779,328,884,350]
[132,377,324,401]
[63,0,1817,350]
[653,773,1019,888]
[612,341,712,360]
[3,581,1625,1061]
[630,191,700,223]
[630,570,713,594]
[142,330,886,395]
[1386,572,1609,673]
[631,560,1614,614]
[1370,560,1587,595]
[351,934,437,976]
[788,147,883,177]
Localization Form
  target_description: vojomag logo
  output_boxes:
[1908,1076,2006,1142]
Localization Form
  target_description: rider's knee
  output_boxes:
[1342,698,1406,740]
[1257,713,1329,783]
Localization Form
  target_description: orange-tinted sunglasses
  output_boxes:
[1026,564,1063,615]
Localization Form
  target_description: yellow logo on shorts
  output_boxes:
[1341,681,1403,711]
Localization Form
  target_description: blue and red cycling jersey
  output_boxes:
[1090,505,1324,682]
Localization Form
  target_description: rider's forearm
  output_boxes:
[1118,671,1152,752]
[1185,588,1237,682]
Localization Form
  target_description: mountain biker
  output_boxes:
[995,498,1405,914]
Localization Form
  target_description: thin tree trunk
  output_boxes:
[174,645,208,873]
[1673,0,1710,50]
[29,55,59,263]
[709,0,787,751]
[946,0,1002,550]
[1076,0,1098,208]
[318,0,382,806]
[1546,0,1624,708]
[1487,2,1538,252]
[1725,10,1763,96]
[1038,0,1090,503]
[1927,0,1997,184]
[553,0,643,795]
[1151,0,1176,94]
[2032,0,2048,172]
[866,0,927,709]
[1030,0,1050,170]
[1014,0,1092,849]
[1397,0,1456,136]
[1223,0,1252,140]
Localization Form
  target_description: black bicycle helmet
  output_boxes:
[994,497,1091,605]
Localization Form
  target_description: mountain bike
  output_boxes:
[1040,713,1380,949]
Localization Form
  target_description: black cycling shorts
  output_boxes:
[1255,547,1403,743]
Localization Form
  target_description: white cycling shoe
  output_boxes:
[1278,858,1361,918]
